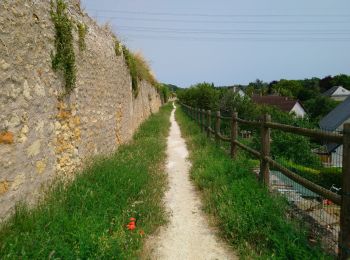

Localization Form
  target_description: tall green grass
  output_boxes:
[0,104,172,259]
[176,106,331,259]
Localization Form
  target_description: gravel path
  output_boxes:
[145,104,236,260]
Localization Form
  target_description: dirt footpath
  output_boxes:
[145,104,237,260]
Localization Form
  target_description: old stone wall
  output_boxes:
[0,0,162,220]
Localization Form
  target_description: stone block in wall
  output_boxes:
[0,132,14,144]
[0,181,9,195]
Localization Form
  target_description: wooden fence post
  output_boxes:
[340,123,350,260]
[215,111,221,144]
[198,108,201,125]
[260,114,271,185]
[198,108,201,124]
[207,110,211,138]
[231,111,238,159]
[196,108,201,124]
[200,109,204,132]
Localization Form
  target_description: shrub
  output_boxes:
[282,160,342,189]
[177,82,219,110]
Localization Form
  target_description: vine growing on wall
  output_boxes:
[77,22,87,51]
[50,0,76,94]
[122,46,139,97]
[114,37,122,56]
[122,46,159,98]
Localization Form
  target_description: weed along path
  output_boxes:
[146,103,236,260]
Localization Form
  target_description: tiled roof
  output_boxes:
[251,95,299,112]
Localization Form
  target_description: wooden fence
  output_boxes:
[181,103,350,259]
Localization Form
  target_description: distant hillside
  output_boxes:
[162,83,180,92]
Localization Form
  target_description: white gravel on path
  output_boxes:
[145,104,237,260]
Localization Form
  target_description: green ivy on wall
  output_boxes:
[77,22,87,51]
[50,0,76,95]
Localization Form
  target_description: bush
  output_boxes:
[177,82,219,110]
[158,84,170,103]
[304,96,340,121]
[282,160,342,189]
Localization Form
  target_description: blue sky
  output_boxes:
[82,0,350,87]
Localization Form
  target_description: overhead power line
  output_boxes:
[87,9,350,18]
[84,9,350,42]
[122,33,350,42]
[116,26,350,33]
[95,15,350,24]
[114,25,350,35]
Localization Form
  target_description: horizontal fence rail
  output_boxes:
[181,103,350,259]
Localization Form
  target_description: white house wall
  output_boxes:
[238,90,246,98]
[331,145,343,168]
[332,86,350,96]
[331,87,350,101]
[290,103,306,118]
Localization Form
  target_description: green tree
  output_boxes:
[159,84,170,103]
[251,105,320,167]
[319,76,333,92]
[304,96,339,121]
[178,81,321,167]
[297,77,320,101]
[177,82,219,110]
[246,79,268,96]
[331,74,350,90]
[270,79,303,98]
[219,90,255,118]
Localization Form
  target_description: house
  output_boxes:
[230,86,246,98]
[251,95,306,118]
[318,97,350,167]
[322,86,350,101]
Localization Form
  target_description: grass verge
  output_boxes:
[176,106,331,259]
[0,104,172,259]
